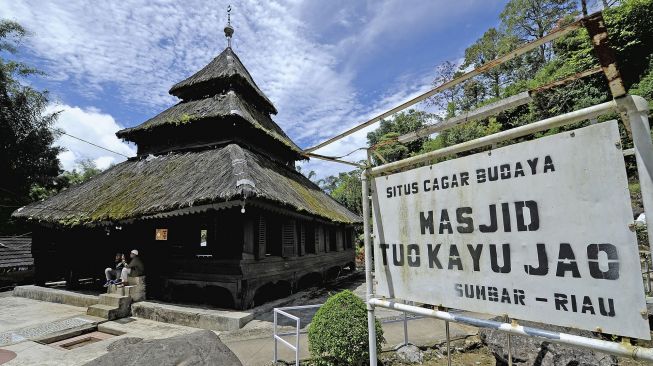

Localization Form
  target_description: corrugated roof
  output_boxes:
[13,144,361,226]
[0,237,33,269]
[169,47,277,114]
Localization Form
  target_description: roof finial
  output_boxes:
[224,5,234,48]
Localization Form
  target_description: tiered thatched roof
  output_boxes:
[13,145,360,225]
[115,91,301,154]
[14,40,360,226]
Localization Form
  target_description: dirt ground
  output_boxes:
[380,346,495,366]
[378,345,653,366]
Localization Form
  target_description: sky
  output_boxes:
[2,0,508,178]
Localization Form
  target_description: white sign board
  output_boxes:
[372,121,649,339]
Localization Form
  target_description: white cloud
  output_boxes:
[3,0,486,179]
[47,104,136,172]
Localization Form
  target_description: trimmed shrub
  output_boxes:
[308,290,384,365]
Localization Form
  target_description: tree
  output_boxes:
[296,165,317,182]
[463,28,509,99]
[427,61,464,117]
[330,169,363,216]
[500,0,578,71]
[29,159,103,201]
[0,20,62,235]
[366,109,433,165]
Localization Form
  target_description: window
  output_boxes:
[200,229,208,247]
[197,228,212,258]
[155,228,168,241]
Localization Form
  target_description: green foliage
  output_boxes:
[329,169,363,216]
[0,19,62,234]
[604,0,653,89]
[308,290,384,366]
[463,28,510,99]
[420,118,502,160]
[630,60,653,106]
[500,0,578,70]
[366,109,433,165]
[29,159,103,201]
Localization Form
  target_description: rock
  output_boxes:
[84,330,242,366]
[479,318,617,366]
[106,337,143,352]
[637,213,647,226]
[463,335,482,351]
[395,344,423,364]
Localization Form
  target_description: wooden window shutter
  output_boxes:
[298,223,305,256]
[282,219,297,258]
[315,225,324,253]
[336,229,344,251]
[243,219,254,255]
[257,216,267,259]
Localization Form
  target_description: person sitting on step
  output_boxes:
[116,249,145,287]
[103,253,126,287]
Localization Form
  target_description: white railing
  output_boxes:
[273,304,320,366]
[272,301,426,365]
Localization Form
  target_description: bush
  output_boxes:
[308,290,384,366]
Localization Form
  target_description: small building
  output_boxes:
[13,22,359,309]
[0,236,34,289]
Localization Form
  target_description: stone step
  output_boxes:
[108,284,146,302]
[87,304,121,320]
[14,285,99,308]
[124,286,146,302]
[99,293,131,308]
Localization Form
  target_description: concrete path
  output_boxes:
[0,296,88,334]
[0,281,493,366]
[223,315,481,366]
[3,317,205,366]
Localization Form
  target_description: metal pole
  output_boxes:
[403,307,408,346]
[618,96,653,263]
[362,164,378,366]
[646,254,653,295]
[273,310,278,363]
[505,315,513,366]
[295,317,300,366]
[445,320,451,366]
[370,298,653,361]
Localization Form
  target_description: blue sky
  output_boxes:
[3,0,507,178]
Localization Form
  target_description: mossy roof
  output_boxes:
[13,144,361,226]
[169,47,277,114]
[115,91,302,156]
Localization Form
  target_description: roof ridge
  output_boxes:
[226,144,257,195]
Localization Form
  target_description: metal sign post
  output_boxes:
[361,166,378,366]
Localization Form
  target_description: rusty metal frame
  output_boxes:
[304,15,588,154]
[304,152,365,168]
[583,12,626,98]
